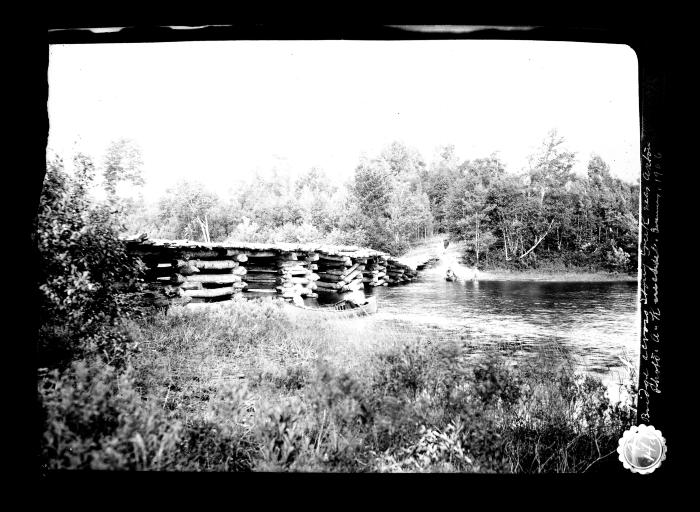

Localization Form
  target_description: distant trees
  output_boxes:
[527,129,576,205]
[421,145,461,233]
[49,131,638,272]
[431,133,639,273]
[346,142,433,254]
[445,156,503,266]
[156,181,215,241]
[103,138,144,198]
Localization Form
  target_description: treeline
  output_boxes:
[438,134,639,273]
[62,129,639,274]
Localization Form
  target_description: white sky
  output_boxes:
[47,39,640,200]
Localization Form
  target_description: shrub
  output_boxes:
[253,398,310,471]
[501,359,636,473]
[39,358,182,470]
[35,157,145,368]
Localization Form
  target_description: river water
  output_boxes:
[359,267,640,396]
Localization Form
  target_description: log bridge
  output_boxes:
[123,236,430,305]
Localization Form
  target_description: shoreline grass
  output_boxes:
[474,269,638,282]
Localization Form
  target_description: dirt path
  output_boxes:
[397,236,480,280]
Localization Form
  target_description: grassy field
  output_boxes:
[39,296,637,473]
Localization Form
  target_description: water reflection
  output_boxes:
[360,272,640,392]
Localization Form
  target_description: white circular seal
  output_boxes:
[617,424,667,474]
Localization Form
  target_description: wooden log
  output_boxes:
[320,269,346,276]
[174,261,201,276]
[277,260,308,268]
[180,281,204,290]
[186,274,242,284]
[170,273,186,285]
[317,273,345,282]
[244,270,281,276]
[244,275,283,282]
[291,277,310,285]
[286,268,310,276]
[224,251,248,262]
[185,259,239,270]
[245,251,278,258]
[305,253,320,262]
[233,266,247,276]
[340,263,362,278]
[247,267,284,274]
[183,287,234,298]
[315,281,341,290]
[174,249,223,260]
[319,254,352,264]
[317,262,351,270]
[245,282,279,290]
[341,269,364,284]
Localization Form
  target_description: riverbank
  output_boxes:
[397,238,638,282]
[473,269,638,282]
[39,297,637,472]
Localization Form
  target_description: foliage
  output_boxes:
[39,358,254,471]
[103,138,145,197]
[35,156,145,368]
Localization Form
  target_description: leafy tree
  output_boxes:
[102,138,145,198]
[386,182,432,253]
[295,167,336,196]
[379,141,426,190]
[446,156,503,266]
[527,129,576,205]
[35,156,144,367]
[422,145,461,232]
[158,181,221,242]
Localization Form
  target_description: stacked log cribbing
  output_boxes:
[122,236,430,305]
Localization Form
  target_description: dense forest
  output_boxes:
[57,129,639,275]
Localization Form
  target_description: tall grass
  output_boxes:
[38,297,636,472]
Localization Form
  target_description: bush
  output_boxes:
[254,398,310,471]
[39,358,182,470]
[39,357,257,471]
[35,157,145,368]
[501,356,636,473]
